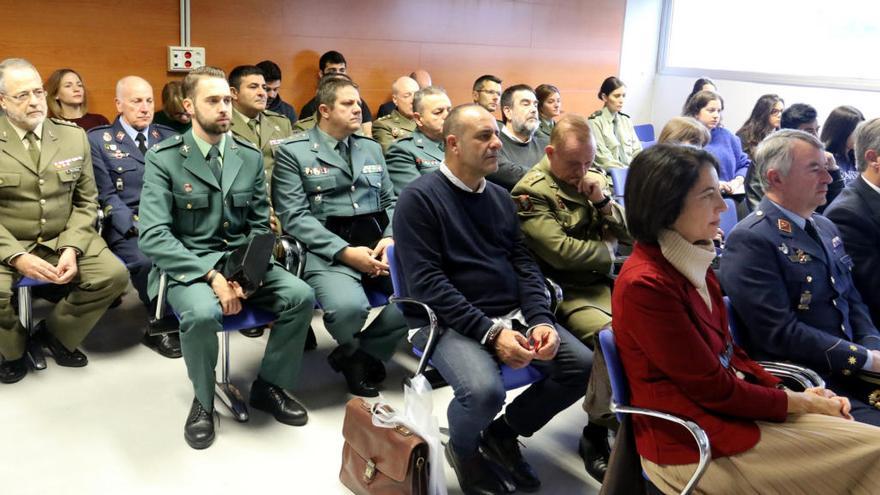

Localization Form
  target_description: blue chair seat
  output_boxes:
[411,346,544,390]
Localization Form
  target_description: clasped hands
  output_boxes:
[338,237,393,278]
[209,271,247,316]
[12,247,78,284]
[494,324,559,369]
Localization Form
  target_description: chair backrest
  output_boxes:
[633,123,655,142]
[640,140,656,150]
[599,328,628,422]
[723,296,741,346]
[609,167,628,201]
[720,198,738,236]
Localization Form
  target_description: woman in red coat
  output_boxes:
[612,143,880,494]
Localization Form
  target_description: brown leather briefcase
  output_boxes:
[340,398,429,495]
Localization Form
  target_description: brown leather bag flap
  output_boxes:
[342,398,426,482]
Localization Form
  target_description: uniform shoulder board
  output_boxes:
[619,111,631,119]
[375,114,392,122]
[231,133,260,152]
[588,110,603,120]
[743,210,768,228]
[263,109,285,118]
[152,123,177,134]
[86,123,112,134]
[522,169,546,187]
[49,117,79,127]
[396,133,415,142]
[351,133,378,143]
[289,131,310,142]
[153,134,184,151]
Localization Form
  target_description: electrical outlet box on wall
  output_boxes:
[168,46,205,72]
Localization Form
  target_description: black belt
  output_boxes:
[325,211,389,248]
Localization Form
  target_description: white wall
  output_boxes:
[618,0,663,125]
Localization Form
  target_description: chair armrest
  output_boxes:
[758,361,825,390]
[147,272,178,335]
[95,209,105,236]
[611,402,711,495]
[544,277,563,314]
[279,235,306,277]
[388,295,442,377]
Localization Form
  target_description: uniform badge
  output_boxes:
[797,290,812,310]
[415,158,422,165]
[322,167,329,174]
[151,129,160,139]
[304,168,312,175]
[391,128,400,138]
[778,243,789,255]
[183,183,193,193]
[832,236,842,248]
[516,194,533,212]
[777,218,792,234]
[181,145,190,153]
[274,125,281,132]
[556,196,567,210]
[103,132,112,142]
[116,131,126,141]
[109,144,117,151]
[314,194,322,203]
[116,178,124,191]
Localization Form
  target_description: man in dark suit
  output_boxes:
[89,76,179,357]
[825,118,880,326]
[721,129,880,426]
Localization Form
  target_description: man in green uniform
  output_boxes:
[385,86,452,195]
[272,78,407,398]
[371,76,418,152]
[0,58,128,383]
[138,67,315,449]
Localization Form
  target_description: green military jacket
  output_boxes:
[138,131,271,296]
[371,109,417,153]
[294,114,366,137]
[384,128,444,195]
[0,116,104,262]
[271,126,395,277]
[511,157,630,288]
[536,117,554,141]
[588,107,643,171]
[230,108,293,180]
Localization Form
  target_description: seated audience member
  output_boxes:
[588,76,642,170]
[272,77,407,398]
[656,116,710,147]
[535,83,561,140]
[471,74,502,115]
[293,73,363,135]
[88,76,179,358]
[138,67,315,449]
[152,81,191,133]
[394,104,591,495]
[746,103,842,211]
[614,142,880,494]
[377,69,431,118]
[385,86,452,195]
[738,94,784,211]
[721,129,880,426]
[371,76,419,152]
[488,84,547,190]
[0,58,128,383]
[825,118,880,327]
[255,59,297,125]
[822,105,865,186]
[681,76,716,113]
[512,113,630,481]
[44,68,109,130]
[298,51,374,136]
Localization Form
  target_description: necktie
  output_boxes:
[612,116,627,163]
[337,140,351,167]
[135,133,147,155]
[248,119,261,146]
[804,220,822,246]
[25,131,40,167]
[207,145,222,182]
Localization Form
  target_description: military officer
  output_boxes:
[138,67,315,449]
[272,77,408,398]
[0,58,128,383]
[588,77,642,171]
[385,86,451,195]
[721,129,880,426]
[88,76,179,358]
[371,76,419,153]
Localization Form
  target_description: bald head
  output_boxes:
[442,104,502,185]
[115,76,154,130]
[391,76,419,118]
[409,69,432,89]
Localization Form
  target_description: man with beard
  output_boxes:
[88,76,179,358]
[138,66,316,449]
[489,84,548,190]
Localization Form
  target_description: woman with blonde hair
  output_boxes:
[657,116,710,147]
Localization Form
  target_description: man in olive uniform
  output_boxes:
[0,58,128,383]
[89,76,179,358]
[272,78,408,398]
[385,86,452,195]
[138,67,316,449]
[371,76,419,152]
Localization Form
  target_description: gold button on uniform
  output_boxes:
[186,204,192,209]
[353,202,359,209]
[38,179,45,185]
[351,186,356,192]
[37,237,43,242]
[39,199,46,205]
[0,179,4,184]
[223,221,229,228]
[317,186,322,191]
[40,218,46,224]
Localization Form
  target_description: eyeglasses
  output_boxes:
[1,88,47,104]
[477,89,501,97]
[770,108,783,116]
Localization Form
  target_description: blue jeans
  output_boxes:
[411,324,591,457]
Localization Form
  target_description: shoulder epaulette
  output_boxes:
[588,110,603,120]
[86,123,112,134]
[351,133,378,143]
[230,133,260,152]
[289,131,310,142]
[619,111,631,118]
[522,169,546,187]
[263,109,285,119]
[152,123,177,134]
[375,114,392,122]
[49,117,79,127]
[153,134,184,151]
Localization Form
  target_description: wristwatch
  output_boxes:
[592,195,612,209]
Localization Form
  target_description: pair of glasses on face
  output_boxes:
[2,88,47,104]
[477,89,501,97]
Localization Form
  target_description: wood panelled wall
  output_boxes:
[2,0,625,121]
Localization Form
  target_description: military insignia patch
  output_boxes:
[151,129,160,139]
[516,194,533,212]
[103,132,112,142]
[832,236,842,248]
[415,158,422,165]
[362,165,383,174]
[778,243,789,255]
[777,218,792,234]
[556,196,567,210]
[183,183,193,193]
[116,131,126,141]
[391,128,400,138]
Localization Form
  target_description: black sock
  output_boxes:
[489,415,518,439]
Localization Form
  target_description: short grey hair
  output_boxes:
[755,129,824,190]
[0,58,37,94]
[855,118,880,172]
[413,86,447,114]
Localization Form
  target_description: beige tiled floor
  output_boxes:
[1,286,600,494]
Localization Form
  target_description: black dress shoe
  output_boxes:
[327,346,379,397]
[239,327,265,338]
[0,358,27,384]
[35,321,88,367]
[249,376,308,426]
[579,424,610,483]
[142,332,182,359]
[184,398,215,450]
[445,442,508,495]
[357,349,386,383]
[480,428,541,492]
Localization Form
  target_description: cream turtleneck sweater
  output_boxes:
[657,229,717,310]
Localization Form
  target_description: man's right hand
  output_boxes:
[869,350,880,373]
[11,253,62,283]
[493,329,535,369]
[338,246,390,276]
[210,272,242,316]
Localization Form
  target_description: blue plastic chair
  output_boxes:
[633,124,655,143]
[719,198,738,237]
[386,244,544,388]
[609,167,628,207]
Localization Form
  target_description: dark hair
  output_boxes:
[597,76,625,100]
[499,83,534,124]
[228,65,264,90]
[535,84,559,106]
[736,94,784,159]
[315,77,358,122]
[161,80,185,115]
[821,105,865,157]
[625,144,719,244]
[780,103,817,130]
[682,90,724,118]
[255,60,282,82]
[182,66,226,99]
[319,50,347,72]
[682,77,716,113]
[472,74,502,91]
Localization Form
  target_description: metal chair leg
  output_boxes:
[18,286,46,370]
[214,330,248,422]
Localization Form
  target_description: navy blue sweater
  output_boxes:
[392,170,555,341]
